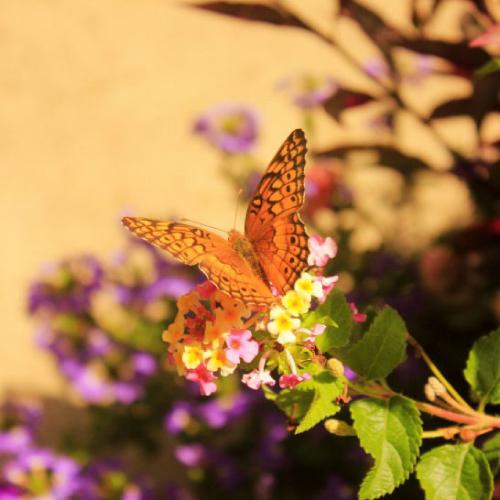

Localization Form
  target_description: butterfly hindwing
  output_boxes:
[244,129,309,295]
[122,217,274,306]
[252,213,309,295]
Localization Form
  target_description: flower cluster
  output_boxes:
[242,237,340,391]
[76,460,152,500]
[38,325,157,404]
[28,238,199,405]
[0,447,153,499]
[28,255,103,316]
[1,448,81,499]
[162,235,351,396]
[163,282,258,395]
[0,401,40,456]
[193,103,259,154]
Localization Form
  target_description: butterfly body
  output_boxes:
[228,230,267,282]
[123,129,310,307]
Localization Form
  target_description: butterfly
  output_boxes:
[122,129,309,307]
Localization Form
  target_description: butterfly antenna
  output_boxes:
[233,189,243,230]
[180,218,228,234]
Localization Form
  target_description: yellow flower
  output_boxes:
[205,348,228,372]
[294,272,323,300]
[181,344,204,369]
[281,290,310,316]
[267,306,300,345]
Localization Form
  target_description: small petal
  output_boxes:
[308,236,338,267]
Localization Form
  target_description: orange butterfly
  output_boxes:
[122,129,309,307]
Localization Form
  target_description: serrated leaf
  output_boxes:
[342,306,407,380]
[482,431,500,462]
[351,396,422,499]
[475,58,500,78]
[295,390,340,434]
[416,444,493,500]
[464,328,500,405]
[275,387,311,422]
[302,289,353,351]
[481,431,500,475]
[293,370,344,434]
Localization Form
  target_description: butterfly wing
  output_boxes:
[244,129,309,295]
[122,217,275,306]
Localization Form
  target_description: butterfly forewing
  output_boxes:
[122,217,275,306]
[244,129,310,295]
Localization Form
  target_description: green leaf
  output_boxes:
[342,306,407,380]
[351,396,422,499]
[292,370,345,434]
[475,58,500,78]
[275,388,312,422]
[482,431,500,475]
[416,444,493,500]
[302,289,353,351]
[464,328,500,405]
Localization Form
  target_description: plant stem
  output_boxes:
[407,333,475,412]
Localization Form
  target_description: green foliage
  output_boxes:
[481,431,500,475]
[464,328,500,405]
[341,307,407,380]
[350,396,422,499]
[475,58,500,78]
[275,370,345,434]
[302,289,353,351]
[416,444,493,500]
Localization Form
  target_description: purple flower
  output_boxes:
[66,352,156,405]
[175,443,207,467]
[164,402,194,434]
[197,392,251,429]
[28,256,102,315]
[278,74,337,108]
[77,459,152,500]
[2,448,81,499]
[0,401,40,455]
[193,104,259,153]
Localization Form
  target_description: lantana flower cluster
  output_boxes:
[163,282,257,396]
[163,235,349,396]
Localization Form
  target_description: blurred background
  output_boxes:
[1,0,499,498]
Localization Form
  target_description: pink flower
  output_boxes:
[308,235,338,267]
[317,274,339,303]
[279,373,311,390]
[299,323,326,343]
[469,23,500,48]
[241,369,275,390]
[349,303,367,323]
[186,365,218,396]
[225,329,259,364]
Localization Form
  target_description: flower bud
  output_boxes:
[324,419,355,436]
[424,383,436,402]
[428,377,447,397]
[327,358,344,377]
[459,428,476,442]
